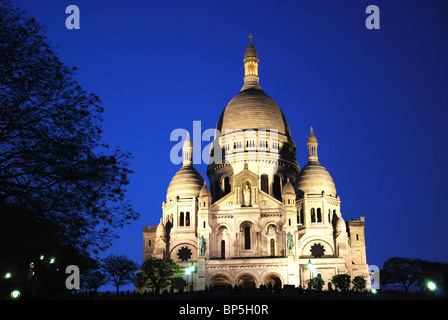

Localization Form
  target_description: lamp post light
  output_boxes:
[184,263,196,292]
[307,260,315,289]
[427,281,436,292]
[10,290,21,300]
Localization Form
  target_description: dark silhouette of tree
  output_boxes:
[381,257,422,292]
[102,254,139,295]
[80,258,108,294]
[140,256,178,293]
[381,257,448,294]
[310,276,324,290]
[0,0,138,273]
[170,275,187,292]
[331,274,351,292]
[352,275,366,292]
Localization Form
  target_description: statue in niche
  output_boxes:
[243,184,251,206]
[199,235,206,256]
[267,225,276,235]
[287,232,294,254]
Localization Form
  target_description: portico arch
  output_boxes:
[263,273,283,288]
[211,274,230,288]
[237,273,256,289]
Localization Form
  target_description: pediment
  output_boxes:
[258,190,283,209]
[232,167,258,189]
[211,187,283,211]
[211,190,236,211]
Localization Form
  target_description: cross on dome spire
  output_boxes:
[307,126,319,162]
[242,35,261,90]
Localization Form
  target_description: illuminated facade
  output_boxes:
[142,37,370,291]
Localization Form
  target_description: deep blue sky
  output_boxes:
[14,0,448,290]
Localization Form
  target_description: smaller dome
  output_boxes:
[335,216,346,233]
[166,166,204,201]
[199,181,212,197]
[156,219,166,238]
[282,178,295,195]
[307,126,317,143]
[296,161,337,197]
[296,127,337,197]
[245,42,258,59]
[166,131,204,201]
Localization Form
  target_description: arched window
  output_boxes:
[224,177,231,195]
[328,209,331,223]
[179,212,184,227]
[299,207,304,225]
[185,212,190,226]
[221,240,226,259]
[261,174,269,193]
[244,226,251,250]
[214,182,220,199]
[311,208,316,223]
[270,239,275,256]
[273,175,281,200]
[317,208,322,222]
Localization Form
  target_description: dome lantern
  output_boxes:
[307,126,318,162]
[183,131,193,166]
[242,34,261,91]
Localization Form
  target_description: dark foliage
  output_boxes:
[0,0,138,297]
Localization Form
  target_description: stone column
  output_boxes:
[197,256,206,291]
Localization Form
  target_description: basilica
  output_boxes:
[142,37,370,291]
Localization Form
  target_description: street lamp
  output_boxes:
[184,264,196,292]
[427,281,437,292]
[10,290,21,300]
[307,260,315,289]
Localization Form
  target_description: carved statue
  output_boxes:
[243,184,251,206]
[287,232,294,254]
[199,235,206,256]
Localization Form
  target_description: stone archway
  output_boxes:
[237,274,256,289]
[211,274,230,288]
[263,273,282,288]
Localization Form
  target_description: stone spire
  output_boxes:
[242,34,261,90]
[307,126,318,162]
[182,131,193,166]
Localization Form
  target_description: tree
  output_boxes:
[140,256,179,293]
[170,276,187,293]
[0,0,138,268]
[381,257,422,292]
[352,276,366,292]
[102,254,139,295]
[310,277,324,291]
[134,272,147,293]
[331,274,351,292]
[80,258,108,294]
[381,257,448,294]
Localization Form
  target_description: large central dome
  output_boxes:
[215,37,292,139]
[216,87,292,139]
[207,36,300,198]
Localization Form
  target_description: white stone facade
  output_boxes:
[142,38,370,291]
